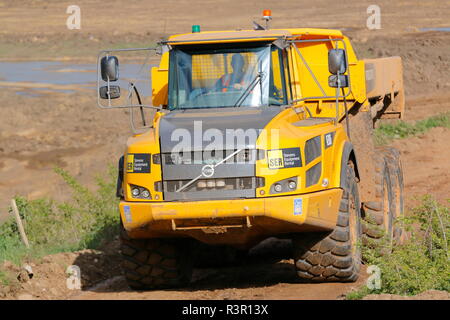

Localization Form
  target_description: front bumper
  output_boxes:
[120,188,342,245]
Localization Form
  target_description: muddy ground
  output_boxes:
[0,0,449,300]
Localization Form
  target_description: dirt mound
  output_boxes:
[363,290,450,300]
[352,32,450,96]
[0,240,122,300]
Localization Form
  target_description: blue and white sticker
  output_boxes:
[294,198,303,216]
[324,132,335,149]
[123,205,132,222]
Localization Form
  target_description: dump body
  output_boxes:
[364,57,405,119]
[116,28,404,248]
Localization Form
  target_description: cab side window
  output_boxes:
[269,46,288,105]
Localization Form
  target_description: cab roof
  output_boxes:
[165,28,344,45]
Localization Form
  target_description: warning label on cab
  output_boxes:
[267,148,301,169]
[126,153,151,173]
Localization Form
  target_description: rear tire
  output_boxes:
[293,161,362,282]
[120,227,193,290]
[361,151,395,250]
[377,147,407,245]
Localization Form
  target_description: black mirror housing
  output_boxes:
[101,56,119,81]
[328,74,349,88]
[99,85,121,99]
[328,49,347,75]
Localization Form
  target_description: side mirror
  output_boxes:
[328,74,349,88]
[328,49,347,75]
[101,56,119,81]
[99,85,121,99]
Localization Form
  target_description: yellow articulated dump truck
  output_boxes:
[97,11,405,289]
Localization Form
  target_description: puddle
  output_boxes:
[420,27,450,32]
[16,87,76,97]
[0,61,154,97]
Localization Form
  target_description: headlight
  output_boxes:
[274,183,282,192]
[132,188,140,197]
[288,180,297,190]
[270,177,298,194]
[130,185,151,199]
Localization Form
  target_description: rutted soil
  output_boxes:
[0,0,449,300]
[390,126,450,207]
[1,238,369,300]
[0,240,122,300]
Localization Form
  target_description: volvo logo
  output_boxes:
[201,164,215,178]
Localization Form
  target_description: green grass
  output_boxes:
[0,165,120,268]
[0,270,11,286]
[375,112,450,144]
[347,196,450,299]
[346,287,372,300]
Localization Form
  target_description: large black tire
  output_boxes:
[120,227,193,290]
[293,162,362,282]
[361,151,395,248]
[377,147,406,245]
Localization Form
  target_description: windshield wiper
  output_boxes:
[233,72,264,108]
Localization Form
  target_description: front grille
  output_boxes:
[162,149,262,165]
[164,177,260,193]
[161,149,260,201]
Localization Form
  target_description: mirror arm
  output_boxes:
[134,86,146,127]
[128,82,146,127]
[335,71,340,125]
[106,76,111,107]
[342,86,350,140]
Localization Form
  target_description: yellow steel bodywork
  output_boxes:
[120,189,342,246]
[122,106,351,244]
[122,28,368,245]
[152,29,367,119]
[151,52,169,107]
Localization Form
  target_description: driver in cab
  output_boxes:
[215,53,246,92]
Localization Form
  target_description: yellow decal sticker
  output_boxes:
[267,150,284,169]
[126,154,134,173]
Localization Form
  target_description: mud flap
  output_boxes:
[116,155,124,198]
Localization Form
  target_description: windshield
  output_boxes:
[168,44,287,110]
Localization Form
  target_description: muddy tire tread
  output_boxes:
[293,163,362,282]
[120,228,193,290]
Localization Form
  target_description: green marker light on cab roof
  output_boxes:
[192,25,201,33]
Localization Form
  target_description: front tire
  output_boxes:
[120,227,193,290]
[293,162,362,282]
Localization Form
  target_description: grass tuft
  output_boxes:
[375,112,450,144]
[0,165,119,267]
[347,196,450,299]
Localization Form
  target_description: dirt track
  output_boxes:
[0,0,449,300]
